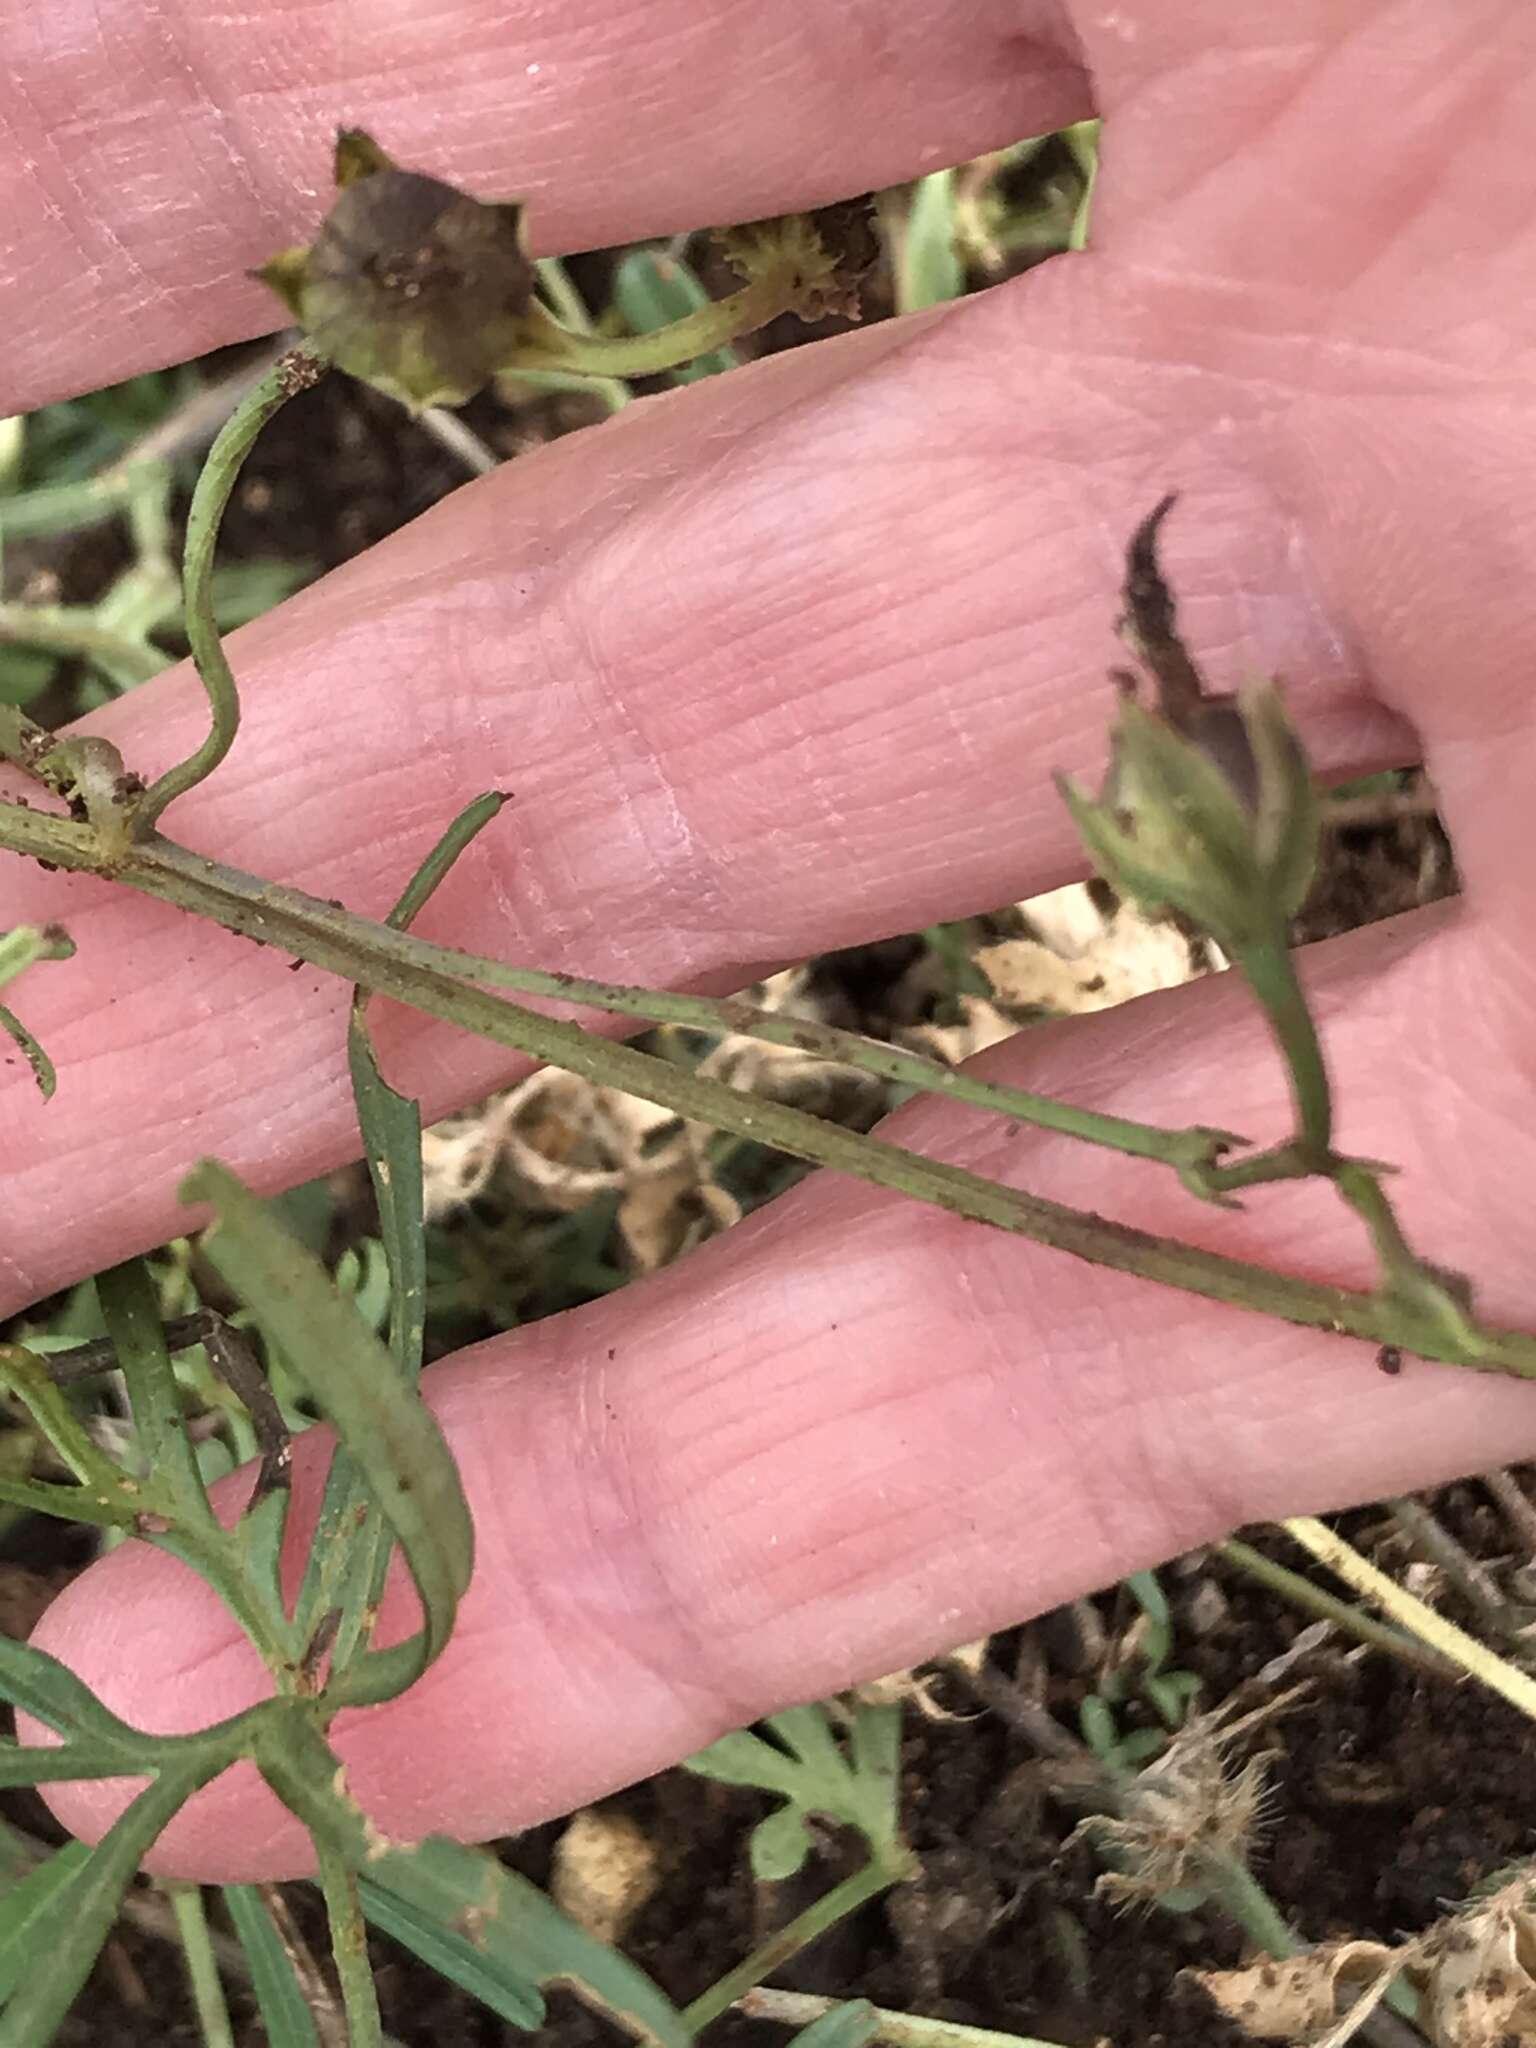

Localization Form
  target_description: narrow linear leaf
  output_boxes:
[0,1764,207,2046]
[0,1474,135,1529]
[0,1738,156,1790]
[297,793,502,1685]
[0,923,74,991]
[0,1004,55,1099]
[96,1259,216,1525]
[181,1162,473,1699]
[0,1635,156,1746]
[0,1845,89,2001]
[356,1878,544,2030]
[362,1836,690,2048]
[353,789,504,1380]
[223,1886,323,2048]
[0,1345,151,1516]
[682,1727,809,1799]
[765,1705,847,1780]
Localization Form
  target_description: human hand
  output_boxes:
[4,0,1534,1881]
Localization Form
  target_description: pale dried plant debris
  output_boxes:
[851,1638,990,1719]
[1197,1873,1536,2044]
[550,1807,662,1948]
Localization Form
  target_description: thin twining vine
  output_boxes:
[2,138,1532,1386]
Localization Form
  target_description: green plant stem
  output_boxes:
[316,1840,382,2048]
[0,922,73,987]
[1216,1539,1455,1677]
[1194,1846,1302,1961]
[532,258,628,412]
[1231,935,1332,1162]
[4,795,1536,1379]
[737,1989,1074,2048]
[453,971,1244,1185]
[684,1859,907,2032]
[133,350,327,836]
[513,277,793,379]
[0,469,143,542]
[0,600,165,685]
[167,1882,238,2048]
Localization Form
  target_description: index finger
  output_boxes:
[0,0,1086,413]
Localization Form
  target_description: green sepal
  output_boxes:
[334,128,396,187]
[252,247,311,320]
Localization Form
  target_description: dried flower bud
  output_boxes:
[1058,504,1320,954]
[714,196,878,321]
[254,131,534,411]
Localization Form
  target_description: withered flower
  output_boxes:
[254,130,534,411]
[714,196,879,323]
[1058,498,1320,956]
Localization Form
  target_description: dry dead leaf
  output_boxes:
[618,1155,740,1275]
[1418,1876,1536,2046]
[978,893,1205,1022]
[1194,1874,1536,2046]
[1192,1943,1401,2044]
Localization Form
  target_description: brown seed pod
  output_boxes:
[254,131,534,411]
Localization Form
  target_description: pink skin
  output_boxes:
[2,0,1534,1879]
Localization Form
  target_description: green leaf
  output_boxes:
[0,923,73,993]
[683,1727,806,1799]
[1243,679,1320,916]
[1124,1567,1173,1672]
[748,1802,815,1881]
[0,647,59,707]
[0,1764,208,2045]
[223,1886,323,2048]
[785,2000,880,2048]
[361,1836,690,2047]
[0,1342,165,1523]
[0,1639,260,1788]
[0,1004,55,1100]
[686,1702,906,1871]
[1077,1693,1120,1763]
[96,1260,217,1527]
[0,1846,90,2001]
[181,1162,473,1705]
[0,1737,159,1789]
[295,792,502,1690]
[612,249,740,383]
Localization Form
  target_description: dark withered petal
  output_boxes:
[293,166,534,409]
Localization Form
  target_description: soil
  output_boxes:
[1,194,1517,2048]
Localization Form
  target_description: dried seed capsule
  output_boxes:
[254,131,533,411]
